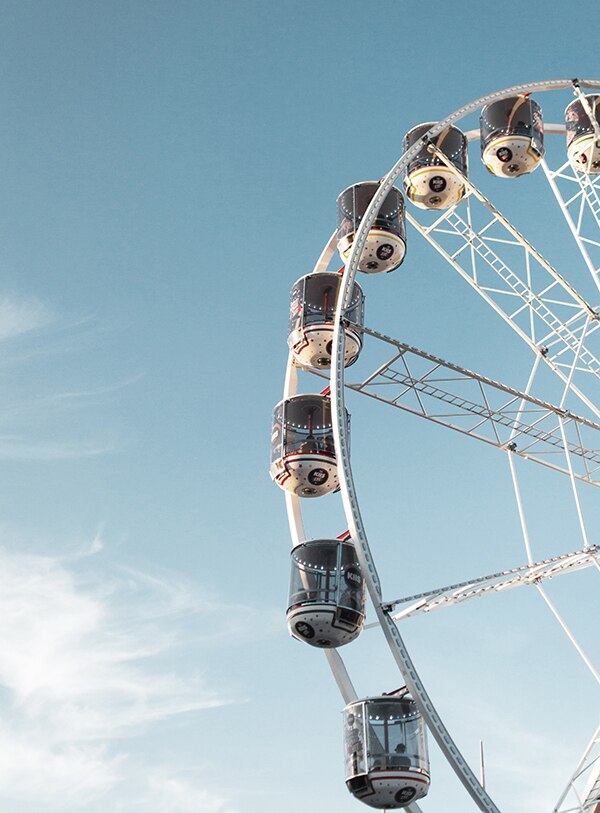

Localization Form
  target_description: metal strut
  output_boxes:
[307,323,600,488]
[375,546,600,621]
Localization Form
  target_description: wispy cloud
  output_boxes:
[0,538,265,810]
[0,295,129,460]
[113,771,240,813]
[0,296,51,341]
[0,374,145,425]
[0,435,113,460]
[0,295,259,811]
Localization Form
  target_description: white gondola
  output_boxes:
[403,123,468,209]
[287,538,365,648]
[288,272,364,369]
[337,182,406,274]
[270,394,348,497]
[344,694,430,809]
[480,95,544,177]
[565,95,600,173]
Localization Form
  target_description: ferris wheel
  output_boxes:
[270,79,600,813]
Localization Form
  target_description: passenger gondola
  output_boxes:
[288,272,364,369]
[270,394,348,497]
[565,95,600,173]
[287,538,365,648]
[337,182,406,273]
[403,123,468,209]
[480,95,544,177]
[344,694,430,809]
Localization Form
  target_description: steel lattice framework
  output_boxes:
[554,724,600,813]
[277,79,600,813]
[407,144,600,419]
[543,157,600,298]
[311,324,600,487]
[383,546,600,620]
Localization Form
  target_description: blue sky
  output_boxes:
[0,1,599,811]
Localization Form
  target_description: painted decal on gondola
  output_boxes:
[308,468,329,486]
[294,621,315,639]
[376,244,394,261]
[344,566,362,588]
[428,175,447,193]
[395,787,417,804]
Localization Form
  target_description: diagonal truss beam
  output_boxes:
[583,763,600,813]
[554,723,600,813]
[377,545,600,620]
[309,324,600,487]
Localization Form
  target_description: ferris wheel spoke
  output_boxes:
[554,722,600,813]
[428,140,598,312]
[508,356,595,559]
[311,229,338,275]
[508,451,600,691]
[543,157,600,295]
[408,214,600,416]
[557,416,593,549]
[324,648,358,705]
[535,583,600,685]
[374,546,600,621]
[409,201,600,367]
[582,759,600,813]
[579,175,600,229]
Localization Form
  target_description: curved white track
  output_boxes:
[281,79,600,813]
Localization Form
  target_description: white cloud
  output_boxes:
[0,298,128,460]
[144,773,239,813]
[0,540,262,810]
[0,736,121,807]
[0,296,50,341]
[112,771,240,813]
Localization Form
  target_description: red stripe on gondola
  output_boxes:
[283,452,335,461]
[293,337,310,353]
[370,774,429,785]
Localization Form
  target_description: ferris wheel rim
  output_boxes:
[328,79,600,813]
[277,79,600,813]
